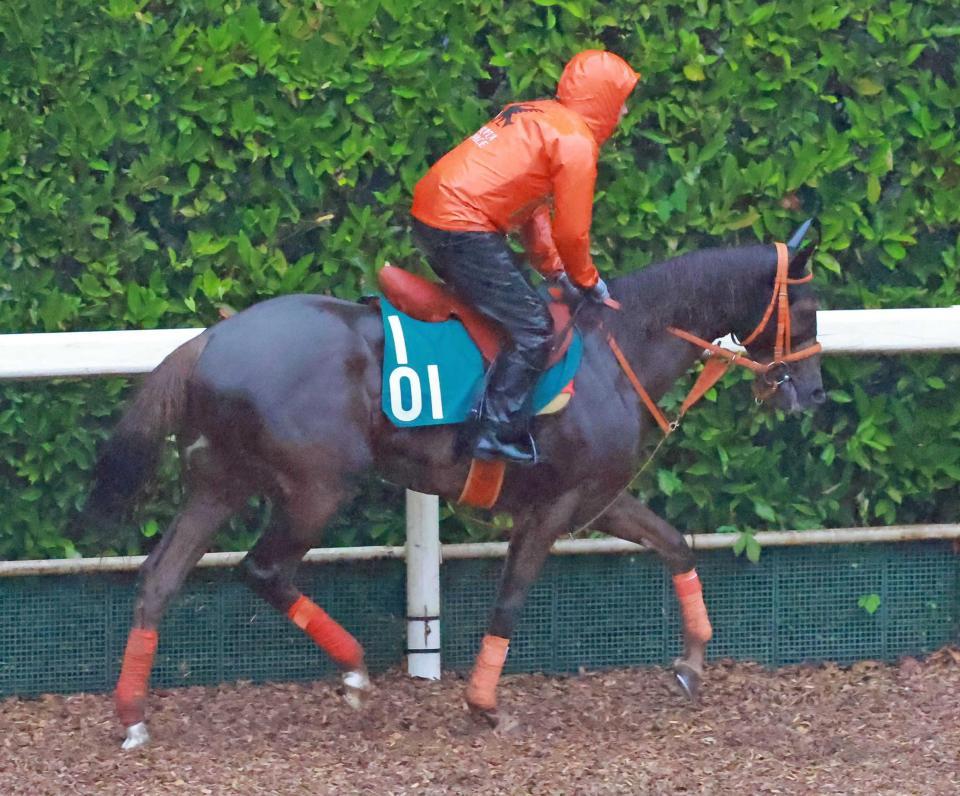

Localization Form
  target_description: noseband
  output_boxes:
[607,241,823,434]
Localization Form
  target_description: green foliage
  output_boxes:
[733,530,762,563]
[858,593,882,615]
[0,0,957,558]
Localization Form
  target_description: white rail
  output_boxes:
[814,306,960,354]
[1,306,958,380]
[1,307,958,677]
[1,524,957,578]
[0,328,204,379]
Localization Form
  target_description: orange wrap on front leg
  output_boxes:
[466,634,510,711]
[115,628,158,727]
[672,569,713,644]
[287,595,364,670]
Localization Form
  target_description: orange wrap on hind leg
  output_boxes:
[287,594,364,670]
[672,569,713,644]
[115,628,158,727]
[466,634,510,711]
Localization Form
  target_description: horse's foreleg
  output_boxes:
[466,497,577,724]
[239,488,370,709]
[466,528,554,724]
[117,490,238,749]
[592,493,711,701]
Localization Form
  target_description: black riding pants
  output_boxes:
[412,219,553,434]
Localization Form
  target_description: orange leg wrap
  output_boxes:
[287,594,364,670]
[465,634,510,711]
[672,569,713,644]
[115,628,158,727]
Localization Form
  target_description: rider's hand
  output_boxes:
[582,277,612,305]
[549,272,583,304]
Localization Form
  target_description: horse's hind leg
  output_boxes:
[592,493,711,701]
[116,486,243,749]
[239,483,371,709]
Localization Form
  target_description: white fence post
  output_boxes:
[405,490,441,679]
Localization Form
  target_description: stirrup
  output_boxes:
[472,429,540,466]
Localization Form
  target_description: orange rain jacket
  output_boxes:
[412,50,639,288]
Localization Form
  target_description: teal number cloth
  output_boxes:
[380,297,582,428]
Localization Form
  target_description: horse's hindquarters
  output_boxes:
[187,296,383,486]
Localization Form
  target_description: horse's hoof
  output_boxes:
[673,661,702,702]
[342,667,371,710]
[467,702,500,729]
[121,721,150,750]
[493,712,520,735]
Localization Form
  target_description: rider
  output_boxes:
[411,50,639,464]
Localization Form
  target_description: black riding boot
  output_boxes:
[472,349,544,465]
[411,219,554,464]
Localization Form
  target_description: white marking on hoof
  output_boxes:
[673,657,704,677]
[183,435,209,461]
[342,668,371,710]
[121,721,150,750]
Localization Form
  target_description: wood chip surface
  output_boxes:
[1,649,958,795]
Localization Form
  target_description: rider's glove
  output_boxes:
[582,277,612,305]
[550,272,583,304]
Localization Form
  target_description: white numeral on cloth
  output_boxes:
[389,366,423,422]
[427,364,443,420]
[386,315,444,422]
[387,315,409,365]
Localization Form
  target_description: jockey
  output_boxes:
[411,50,639,464]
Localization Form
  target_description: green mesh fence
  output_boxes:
[0,562,406,697]
[442,542,959,673]
[1,542,957,698]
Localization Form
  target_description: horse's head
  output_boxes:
[740,222,825,413]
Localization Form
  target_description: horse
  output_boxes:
[80,222,825,749]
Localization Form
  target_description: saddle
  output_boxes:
[377,265,577,509]
[377,265,576,367]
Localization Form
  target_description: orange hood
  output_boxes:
[557,50,639,145]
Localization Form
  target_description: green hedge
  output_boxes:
[1,0,958,558]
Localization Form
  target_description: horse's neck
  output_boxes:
[603,248,774,395]
[618,249,772,340]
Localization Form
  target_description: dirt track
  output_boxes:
[2,650,958,795]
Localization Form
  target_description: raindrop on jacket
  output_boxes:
[412,50,639,288]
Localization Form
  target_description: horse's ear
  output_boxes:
[786,217,818,278]
[786,218,814,253]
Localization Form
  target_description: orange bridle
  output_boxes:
[607,241,823,434]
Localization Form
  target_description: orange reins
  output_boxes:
[607,241,822,434]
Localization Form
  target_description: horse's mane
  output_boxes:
[608,244,774,337]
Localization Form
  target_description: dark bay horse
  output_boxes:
[82,225,824,749]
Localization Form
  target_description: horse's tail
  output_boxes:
[80,334,207,527]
